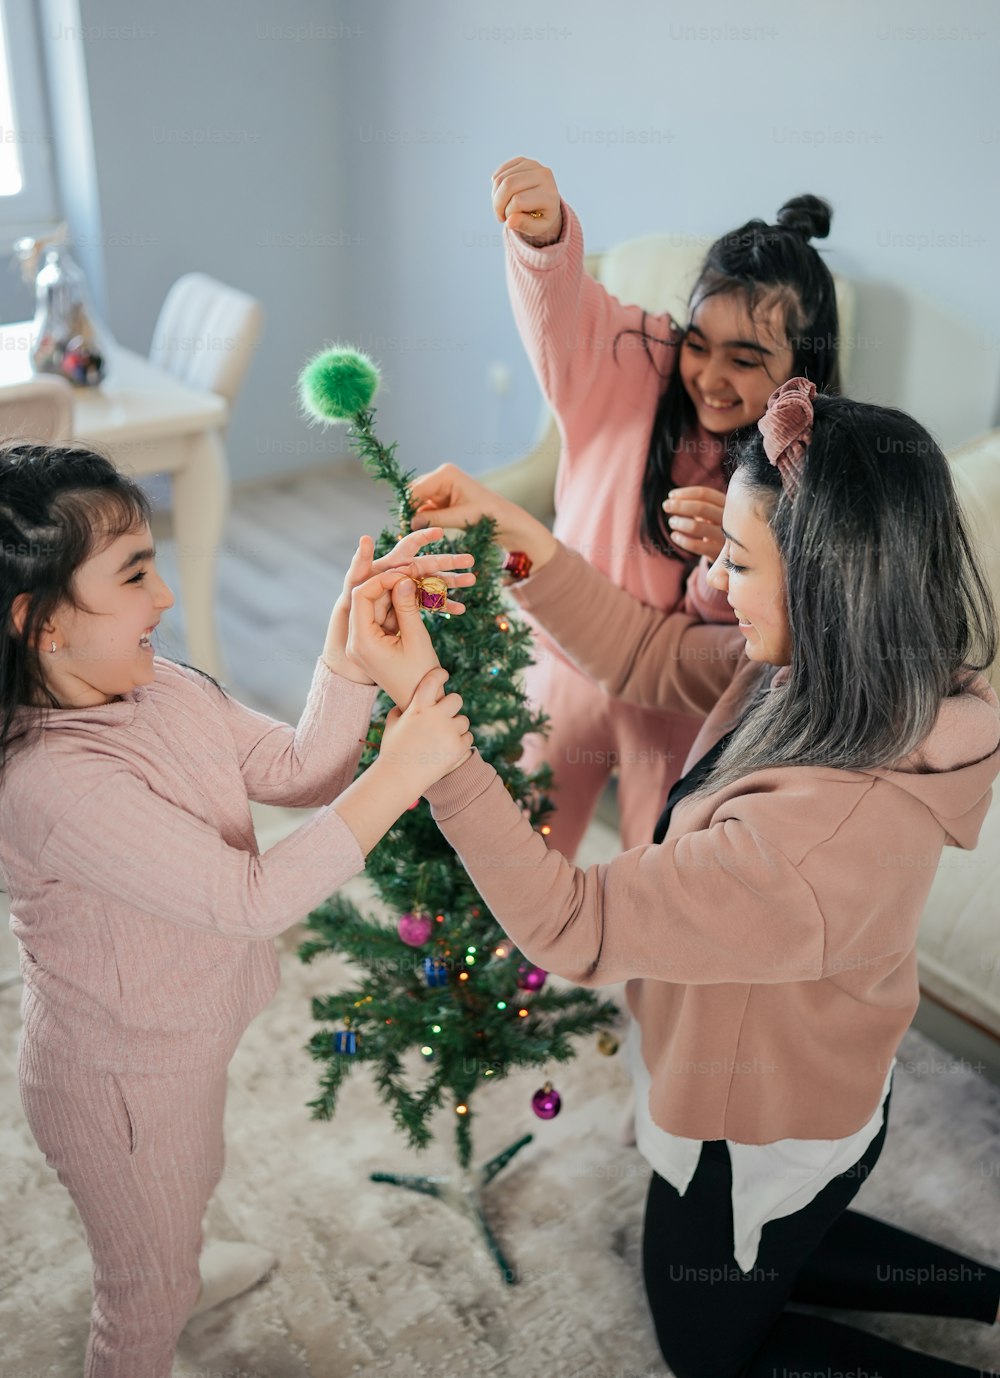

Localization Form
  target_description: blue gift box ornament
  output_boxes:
[332,1025,359,1055]
[422,957,449,988]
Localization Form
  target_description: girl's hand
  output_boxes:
[661,486,727,562]
[491,156,563,246]
[323,528,476,686]
[347,567,443,711]
[379,665,473,795]
[408,463,558,571]
[371,527,475,602]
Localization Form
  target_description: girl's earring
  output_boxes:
[50,641,56,654]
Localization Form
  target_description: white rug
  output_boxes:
[1,804,998,1377]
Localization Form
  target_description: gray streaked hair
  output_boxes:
[684,394,998,804]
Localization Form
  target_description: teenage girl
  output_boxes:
[0,442,474,1378]
[489,155,842,858]
[349,384,1000,1376]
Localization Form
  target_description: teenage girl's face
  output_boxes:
[705,471,791,666]
[679,290,796,434]
[27,523,175,708]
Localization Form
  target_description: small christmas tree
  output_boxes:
[296,347,619,1281]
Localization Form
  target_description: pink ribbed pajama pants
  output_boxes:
[518,652,705,859]
[18,1031,228,1377]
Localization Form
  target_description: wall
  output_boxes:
[65,0,351,484]
[4,0,999,485]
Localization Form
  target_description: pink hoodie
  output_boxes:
[503,197,735,642]
[424,542,1000,1143]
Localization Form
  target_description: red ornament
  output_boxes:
[501,550,533,582]
[397,911,433,947]
[531,1082,561,1120]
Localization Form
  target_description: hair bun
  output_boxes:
[775,194,832,242]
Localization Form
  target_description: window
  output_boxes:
[0,7,22,195]
[0,0,58,232]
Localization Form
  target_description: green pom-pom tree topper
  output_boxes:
[298,346,381,421]
[297,343,416,532]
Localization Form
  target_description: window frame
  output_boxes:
[0,0,59,237]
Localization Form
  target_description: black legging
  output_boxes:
[641,1085,1000,1377]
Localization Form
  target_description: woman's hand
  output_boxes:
[379,665,474,794]
[331,665,474,854]
[323,527,476,687]
[661,487,727,562]
[491,157,563,246]
[409,464,558,571]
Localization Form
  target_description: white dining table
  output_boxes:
[0,322,229,680]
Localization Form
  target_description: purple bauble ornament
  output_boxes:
[397,911,433,947]
[516,963,548,992]
[531,1082,562,1120]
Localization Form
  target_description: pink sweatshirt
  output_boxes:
[503,197,734,638]
[0,657,377,1074]
[425,542,1000,1143]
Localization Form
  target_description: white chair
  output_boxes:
[0,376,74,445]
[143,273,263,669]
[148,272,263,412]
[482,237,857,525]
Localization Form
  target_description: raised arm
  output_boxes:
[494,157,677,431]
[39,764,371,941]
[512,540,745,717]
[174,657,378,809]
[38,676,465,943]
[166,526,475,807]
[408,471,744,714]
[423,749,828,988]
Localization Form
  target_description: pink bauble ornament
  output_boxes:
[397,911,433,947]
[531,1082,562,1120]
[516,963,547,992]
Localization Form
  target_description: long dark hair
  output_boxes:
[685,394,999,803]
[0,442,225,772]
[614,194,842,562]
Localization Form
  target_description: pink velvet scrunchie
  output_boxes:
[757,376,817,499]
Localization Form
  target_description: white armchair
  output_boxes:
[919,427,1000,1037]
[149,272,263,413]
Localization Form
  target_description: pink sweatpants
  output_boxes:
[18,1031,228,1378]
[518,651,705,859]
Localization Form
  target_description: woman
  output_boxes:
[346,380,1000,1375]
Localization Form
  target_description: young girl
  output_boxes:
[0,441,474,1378]
[351,384,1000,1375]
[489,155,842,859]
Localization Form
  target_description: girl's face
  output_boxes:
[23,522,175,707]
[679,290,796,435]
[705,470,791,666]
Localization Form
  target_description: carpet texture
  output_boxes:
[1,805,998,1377]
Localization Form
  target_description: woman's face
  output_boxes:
[678,289,796,435]
[705,470,791,666]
